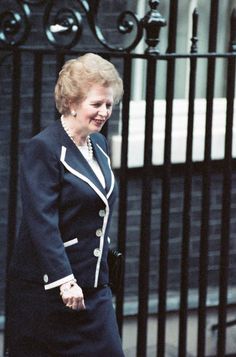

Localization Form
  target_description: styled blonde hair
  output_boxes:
[54,53,123,115]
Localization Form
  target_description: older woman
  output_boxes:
[7,53,124,356]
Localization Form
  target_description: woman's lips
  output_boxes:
[93,119,106,125]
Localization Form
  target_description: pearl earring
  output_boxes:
[71,110,77,117]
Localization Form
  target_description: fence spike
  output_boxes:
[229,8,236,52]
[191,8,199,53]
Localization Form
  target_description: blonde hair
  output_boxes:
[54,53,123,115]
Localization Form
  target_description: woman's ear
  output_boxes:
[68,100,77,118]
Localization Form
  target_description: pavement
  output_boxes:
[0,332,195,357]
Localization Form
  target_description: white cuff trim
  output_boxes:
[44,274,75,290]
[64,238,78,248]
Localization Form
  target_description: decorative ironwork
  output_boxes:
[91,9,143,51]
[44,3,83,49]
[44,0,144,52]
[0,0,167,53]
[142,0,167,54]
[0,1,31,46]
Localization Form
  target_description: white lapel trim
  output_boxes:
[60,146,109,288]
[96,144,115,199]
[60,146,108,205]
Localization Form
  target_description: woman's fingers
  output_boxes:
[77,296,86,310]
[67,296,85,310]
[61,283,86,310]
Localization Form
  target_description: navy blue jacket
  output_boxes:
[9,120,117,290]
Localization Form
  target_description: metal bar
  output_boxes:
[1,46,236,59]
[212,315,236,331]
[55,53,65,121]
[4,50,21,356]
[178,8,198,357]
[157,59,174,357]
[197,1,219,356]
[157,60,174,357]
[216,9,236,356]
[157,1,178,356]
[216,58,235,355]
[32,52,43,135]
[166,0,178,53]
[116,56,132,336]
[100,53,112,138]
[137,56,156,357]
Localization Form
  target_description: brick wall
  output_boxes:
[109,171,236,302]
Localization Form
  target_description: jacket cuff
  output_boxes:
[44,274,75,290]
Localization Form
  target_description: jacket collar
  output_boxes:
[58,120,114,199]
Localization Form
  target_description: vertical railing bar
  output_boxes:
[137,56,156,357]
[216,9,236,356]
[157,1,178,356]
[4,50,21,356]
[32,52,43,136]
[116,55,132,336]
[55,53,65,121]
[178,8,198,357]
[197,1,219,356]
[157,58,174,357]
[100,53,112,138]
[166,0,178,54]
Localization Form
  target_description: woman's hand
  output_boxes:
[60,280,86,310]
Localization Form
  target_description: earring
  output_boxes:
[71,110,77,118]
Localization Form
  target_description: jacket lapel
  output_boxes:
[90,136,114,197]
[59,122,113,200]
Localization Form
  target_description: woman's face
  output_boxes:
[72,84,114,135]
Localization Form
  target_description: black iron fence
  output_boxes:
[1,0,236,356]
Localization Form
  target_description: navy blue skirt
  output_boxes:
[7,279,124,357]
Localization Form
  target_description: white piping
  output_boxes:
[60,146,109,287]
[96,144,115,198]
[44,273,75,290]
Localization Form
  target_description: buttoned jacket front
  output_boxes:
[10,120,117,290]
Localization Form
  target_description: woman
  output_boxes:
[7,53,124,356]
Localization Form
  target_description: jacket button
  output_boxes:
[99,209,106,217]
[93,248,101,257]
[96,228,103,237]
[43,274,49,283]
[107,236,111,244]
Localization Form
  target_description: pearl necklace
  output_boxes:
[61,116,93,161]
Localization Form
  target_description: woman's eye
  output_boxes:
[92,103,112,110]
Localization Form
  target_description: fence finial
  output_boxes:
[141,0,166,54]
[191,8,199,53]
[229,8,236,52]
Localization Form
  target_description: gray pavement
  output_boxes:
[0,332,194,357]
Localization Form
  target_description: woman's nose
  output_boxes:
[98,104,108,116]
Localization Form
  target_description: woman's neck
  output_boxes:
[61,115,88,146]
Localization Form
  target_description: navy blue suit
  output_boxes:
[10,119,117,289]
[8,120,124,356]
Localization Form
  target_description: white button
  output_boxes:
[107,236,111,244]
[43,274,49,283]
[93,248,101,257]
[99,209,106,217]
[96,228,103,237]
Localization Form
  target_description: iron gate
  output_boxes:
[0,0,236,356]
